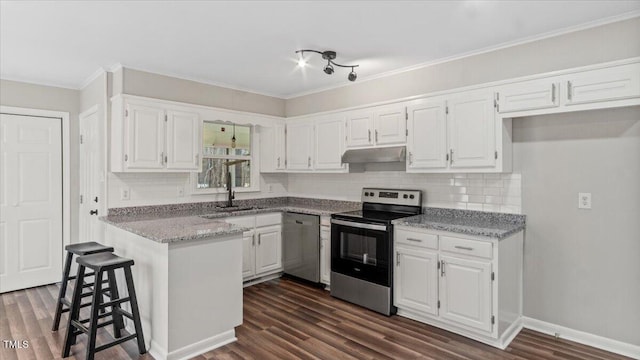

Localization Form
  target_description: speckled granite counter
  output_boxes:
[392,207,526,240]
[101,215,248,244]
[101,197,360,243]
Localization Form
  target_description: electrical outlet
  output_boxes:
[267,184,273,193]
[121,188,130,200]
[177,185,184,197]
[578,192,591,209]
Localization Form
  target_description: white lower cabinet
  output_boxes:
[320,219,331,286]
[226,213,283,282]
[394,226,524,349]
[255,225,283,274]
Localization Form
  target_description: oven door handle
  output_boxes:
[331,219,388,231]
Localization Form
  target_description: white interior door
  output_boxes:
[0,113,63,293]
[79,110,104,244]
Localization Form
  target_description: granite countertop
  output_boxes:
[101,197,360,243]
[101,216,248,244]
[392,207,526,240]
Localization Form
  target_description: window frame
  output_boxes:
[190,120,260,195]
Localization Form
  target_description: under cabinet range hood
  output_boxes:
[341,146,406,172]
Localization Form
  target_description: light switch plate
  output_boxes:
[578,192,591,209]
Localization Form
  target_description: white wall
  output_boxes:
[288,172,522,213]
[0,79,81,243]
[513,106,640,346]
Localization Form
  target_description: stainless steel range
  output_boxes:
[330,188,422,315]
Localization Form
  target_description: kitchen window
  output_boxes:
[191,121,258,193]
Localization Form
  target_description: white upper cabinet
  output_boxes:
[564,63,640,105]
[346,105,406,148]
[497,80,560,113]
[165,110,201,171]
[125,102,166,170]
[448,90,496,168]
[373,105,407,146]
[346,111,374,148]
[259,122,286,172]
[314,115,346,171]
[111,96,203,173]
[406,100,448,170]
[286,121,314,170]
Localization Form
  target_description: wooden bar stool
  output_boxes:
[52,242,115,331]
[62,252,146,360]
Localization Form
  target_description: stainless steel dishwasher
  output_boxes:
[283,212,320,283]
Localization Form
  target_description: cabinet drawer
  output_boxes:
[396,229,438,250]
[256,212,281,227]
[225,215,255,228]
[440,236,492,259]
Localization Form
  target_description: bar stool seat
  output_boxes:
[63,252,146,360]
[52,242,115,331]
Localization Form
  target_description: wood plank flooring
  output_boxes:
[0,278,630,359]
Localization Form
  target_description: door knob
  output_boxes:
[89,209,98,216]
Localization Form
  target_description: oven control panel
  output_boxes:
[361,188,422,207]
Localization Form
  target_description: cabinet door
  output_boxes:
[439,255,492,332]
[126,103,165,169]
[373,106,406,145]
[394,246,439,315]
[315,116,346,170]
[255,225,282,274]
[166,110,201,171]
[320,226,331,285]
[286,122,314,170]
[406,101,447,170]
[565,63,640,105]
[498,80,560,113]
[448,91,496,168]
[274,123,286,170]
[346,111,374,148]
[242,231,256,280]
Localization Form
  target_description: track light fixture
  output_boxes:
[296,49,359,82]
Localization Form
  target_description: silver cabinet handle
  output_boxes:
[375,129,379,142]
[160,152,164,165]
[551,83,556,103]
[454,246,473,251]
[406,237,422,242]
[277,157,280,168]
[396,252,400,266]
[258,235,261,245]
[408,152,413,165]
[307,156,311,167]
[567,81,573,101]
[252,234,255,246]
[441,260,445,276]
[368,129,371,143]
[449,149,454,164]
[195,154,199,163]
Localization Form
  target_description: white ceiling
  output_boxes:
[1,1,639,98]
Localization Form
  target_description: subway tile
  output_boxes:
[468,179,484,187]
[483,174,501,179]
[500,205,521,214]
[449,186,467,194]
[501,187,522,197]
[484,179,504,188]
[484,196,503,204]
[482,204,502,212]
[503,196,522,206]
[468,195,485,203]
[467,174,484,179]
[465,187,484,195]
[466,203,484,211]
[452,174,467,179]
[483,187,501,196]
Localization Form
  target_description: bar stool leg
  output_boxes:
[124,266,146,354]
[62,265,85,357]
[107,269,124,338]
[85,270,103,360]
[52,251,73,331]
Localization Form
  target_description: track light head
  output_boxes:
[323,62,334,75]
[348,68,357,82]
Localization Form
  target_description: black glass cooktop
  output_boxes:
[332,210,415,224]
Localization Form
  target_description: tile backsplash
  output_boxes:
[108,171,522,214]
[287,172,522,214]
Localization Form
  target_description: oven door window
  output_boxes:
[331,223,390,286]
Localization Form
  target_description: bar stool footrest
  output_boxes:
[94,334,138,353]
[99,297,130,309]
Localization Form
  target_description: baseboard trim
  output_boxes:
[147,330,236,360]
[522,317,640,359]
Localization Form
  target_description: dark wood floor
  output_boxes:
[0,279,630,360]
